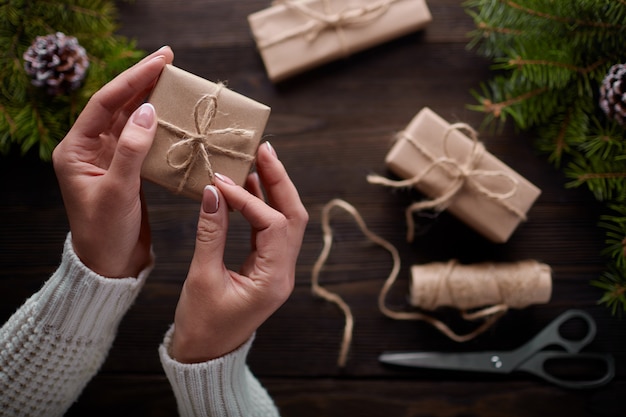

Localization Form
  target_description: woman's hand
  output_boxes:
[53,47,174,278]
[171,142,309,362]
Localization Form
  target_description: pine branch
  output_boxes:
[592,265,626,316]
[0,0,144,160]
[464,0,626,314]
[502,0,626,30]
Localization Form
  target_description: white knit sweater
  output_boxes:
[0,234,279,417]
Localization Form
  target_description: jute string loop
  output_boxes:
[367,123,526,242]
[312,199,401,367]
[158,83,255,192]
[312,199,541,367]
[261,0,399,54]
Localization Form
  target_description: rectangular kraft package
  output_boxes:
[383,107,541,243]
[248,0,432,82]
[141,65,271,200]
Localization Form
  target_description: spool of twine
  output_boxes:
[409,260,552,311]
[312,199,552,367]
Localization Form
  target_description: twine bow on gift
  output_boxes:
[367,123,526,242]
[260,0,400,54]
[157,83,255,192]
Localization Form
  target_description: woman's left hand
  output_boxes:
[53,47,174,278]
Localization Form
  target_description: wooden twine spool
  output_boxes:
[312,199,552,367]
[380,259,552,345]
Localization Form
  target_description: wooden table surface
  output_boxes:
[1,1,624,416]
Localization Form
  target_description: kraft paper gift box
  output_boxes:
[369,107,541,243]
[141,65,271,200]
[248,0,432,82]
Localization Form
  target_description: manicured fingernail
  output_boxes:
[265,141,277,157]
[150,54,166,63]
[202,185,219,214]
[132,103,155,129]
[215,172,235,185]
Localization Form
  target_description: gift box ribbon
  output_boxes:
[368,123,526,242]
[260,0,403,55]
[157,83,256,192]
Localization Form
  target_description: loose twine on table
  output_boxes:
[260,0,401,55]
[157,83,255,192]
[311,199,519,368]
[367,123,526,242]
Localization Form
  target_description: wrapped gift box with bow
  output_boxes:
[248,0,432,82]
[368,107,541,243]
[141,65,271,200]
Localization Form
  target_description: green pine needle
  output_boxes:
[464,0,626,314]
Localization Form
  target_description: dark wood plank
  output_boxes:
[0,0,623,415]
[64,376,626,417]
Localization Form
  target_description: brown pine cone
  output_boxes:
[23,32,89,96]
[599,63,626,125]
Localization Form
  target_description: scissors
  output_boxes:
[379,309,615,389]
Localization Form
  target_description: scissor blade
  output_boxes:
[379,351,516,374]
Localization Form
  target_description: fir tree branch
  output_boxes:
[576,172,626,182]
[592,266,626,316]
[465,0,626,314]
[0,105,16,135]
[480,86,547,117]
[477,21,524,36]
[67,4,108,18]
[508,56,610,76]
[553,109,572,161]
[502,0,626,30]
[0,0,143,159]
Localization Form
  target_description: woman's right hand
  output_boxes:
[170,142,309,363]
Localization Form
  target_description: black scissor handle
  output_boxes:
[518,350,615,389]
[520,309,596,355]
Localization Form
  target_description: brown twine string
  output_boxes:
[311,199,400,367]
[157,83,255,192]
[260,0,399,53]
[311,199,515,368]
[367,123,526,242]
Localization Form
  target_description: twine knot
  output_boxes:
[368,122,525,242]
[158,83,255,192]
[261,0,398,52]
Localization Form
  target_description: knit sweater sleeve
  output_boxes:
[0,233,152,417]
[159,326,280,417]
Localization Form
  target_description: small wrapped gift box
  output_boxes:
[141,65,271,200]
[247,0,432,82]
[368,107,541,243]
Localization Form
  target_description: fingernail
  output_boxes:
[132,103,155,129]
[215,172,235,185]
[150,54,167,63]
[265,141,277,157]
[202,185,219,214]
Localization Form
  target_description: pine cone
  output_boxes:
[23,32,89,96]
[599,63,626,125]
